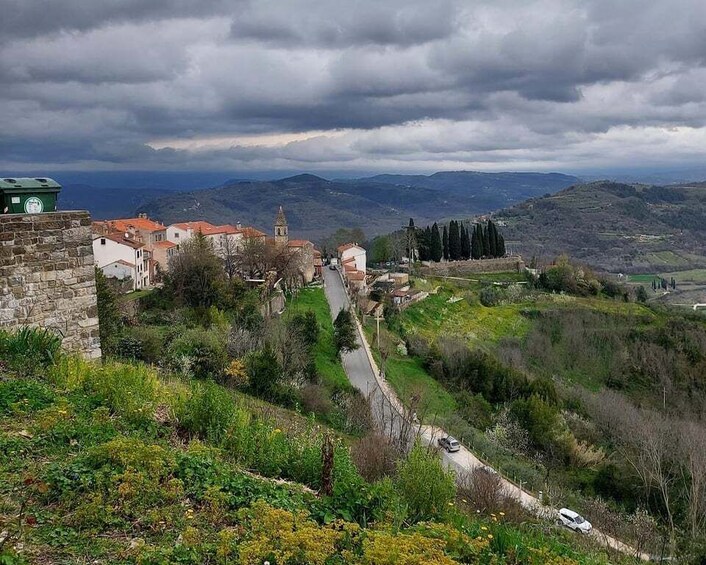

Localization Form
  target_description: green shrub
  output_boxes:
[123,326,165,364]
[167,328,229,381]
[395,443,456,522]
[0,327,62,376]
[0,378,55,415]
[455,391,494,430]
[177,381,236,445]
[245,345,282,400]
[510,395,560,453]
[83,362,159,427]
[479,286,500,307]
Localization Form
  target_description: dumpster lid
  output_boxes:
[0,177,61,190]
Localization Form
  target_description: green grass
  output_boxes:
[363,321,456,421]
[627,273,656,283]
[401,290,532,349]
[0,330,639,564]
[661,268,706,284]
[286,288,350,391]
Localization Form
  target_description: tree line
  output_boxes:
[416,219,506,262]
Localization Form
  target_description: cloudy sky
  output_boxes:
[2,0,706,175]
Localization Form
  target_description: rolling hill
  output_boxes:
[496,180,706,273]
[136,171,579,241]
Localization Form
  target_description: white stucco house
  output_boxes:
[92,233,150,291]
[338,243,366,273]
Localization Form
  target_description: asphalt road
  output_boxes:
[321,265,651,560]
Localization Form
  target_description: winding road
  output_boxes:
[322,266,651,561]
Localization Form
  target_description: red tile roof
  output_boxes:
[338,243,362,252]
[106,217,165,233]
[171,221,217,233]
[153,240,177,249]
[240,226,267,239]
[287,239,311,248]
[94,233,144,250]
[113,259,136,268]
[348,271,366,281]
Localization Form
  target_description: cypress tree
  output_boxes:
[430,223,443,262]
[471,224,482,259]
[460,224,470,259]
[497,234,506,257]
[449,220,461,260]
[482,223,491,257]
[442,225,449,261]
[488,220,498,257]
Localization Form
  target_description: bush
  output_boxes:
[0,327,62,376]
[351,432,400,482]
[395,443,456,522]
[246,345,283,401]
[479,286,500,307]
[455,391,494,430]
[167,328,229,381]
[123,326,164,364]
[458,467,503,514]
[83,362,159,427]
[177,381,237,445]
[510,395,561,453]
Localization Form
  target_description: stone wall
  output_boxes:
[419,255,526,276]
[0,211,101,358]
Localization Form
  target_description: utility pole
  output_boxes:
[375,307,382,351]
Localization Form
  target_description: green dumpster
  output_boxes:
[0,177,61,214]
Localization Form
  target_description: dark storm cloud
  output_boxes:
[230,0,460,47]
[0,0,239,40]
[1,0,706,172]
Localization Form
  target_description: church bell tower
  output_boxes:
[274,205,288,245]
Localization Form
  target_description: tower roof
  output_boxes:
[275,205,287,226]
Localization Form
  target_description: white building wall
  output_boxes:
[92,237,147,291]
[101,262,133,281]
[341,246,366,273]
[166,225,190,244]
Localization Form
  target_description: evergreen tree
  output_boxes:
[461,224,471,259]
[442,225,449,261]
[406,218,417,262]
[471,224,482,259]
[430,222,443,262]
[333,308,359,354]
[497,234,506,257]
[481,223,491,257]
[488,220,498,257]
[449,220,461,260]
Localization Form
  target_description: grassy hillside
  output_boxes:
[0,330,630,564]
[366,273,706,558]
[137,172,578,241]
[496,180,706,273]
[285,287,350,391]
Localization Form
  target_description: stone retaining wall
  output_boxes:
[0,211,101,358]
[419,255,525,276]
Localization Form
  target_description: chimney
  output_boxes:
[138,212,147,219]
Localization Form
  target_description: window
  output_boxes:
[174,232,179,238]
[100,238,106,245]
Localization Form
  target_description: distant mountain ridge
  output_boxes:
[496,180,706,273]
[133,171,579,241]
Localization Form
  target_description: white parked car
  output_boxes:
[557,508,592,534]
[437,436,461,453]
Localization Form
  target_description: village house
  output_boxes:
[92,232,150,290]
[338,243,367,294]
[92,214,168,283]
